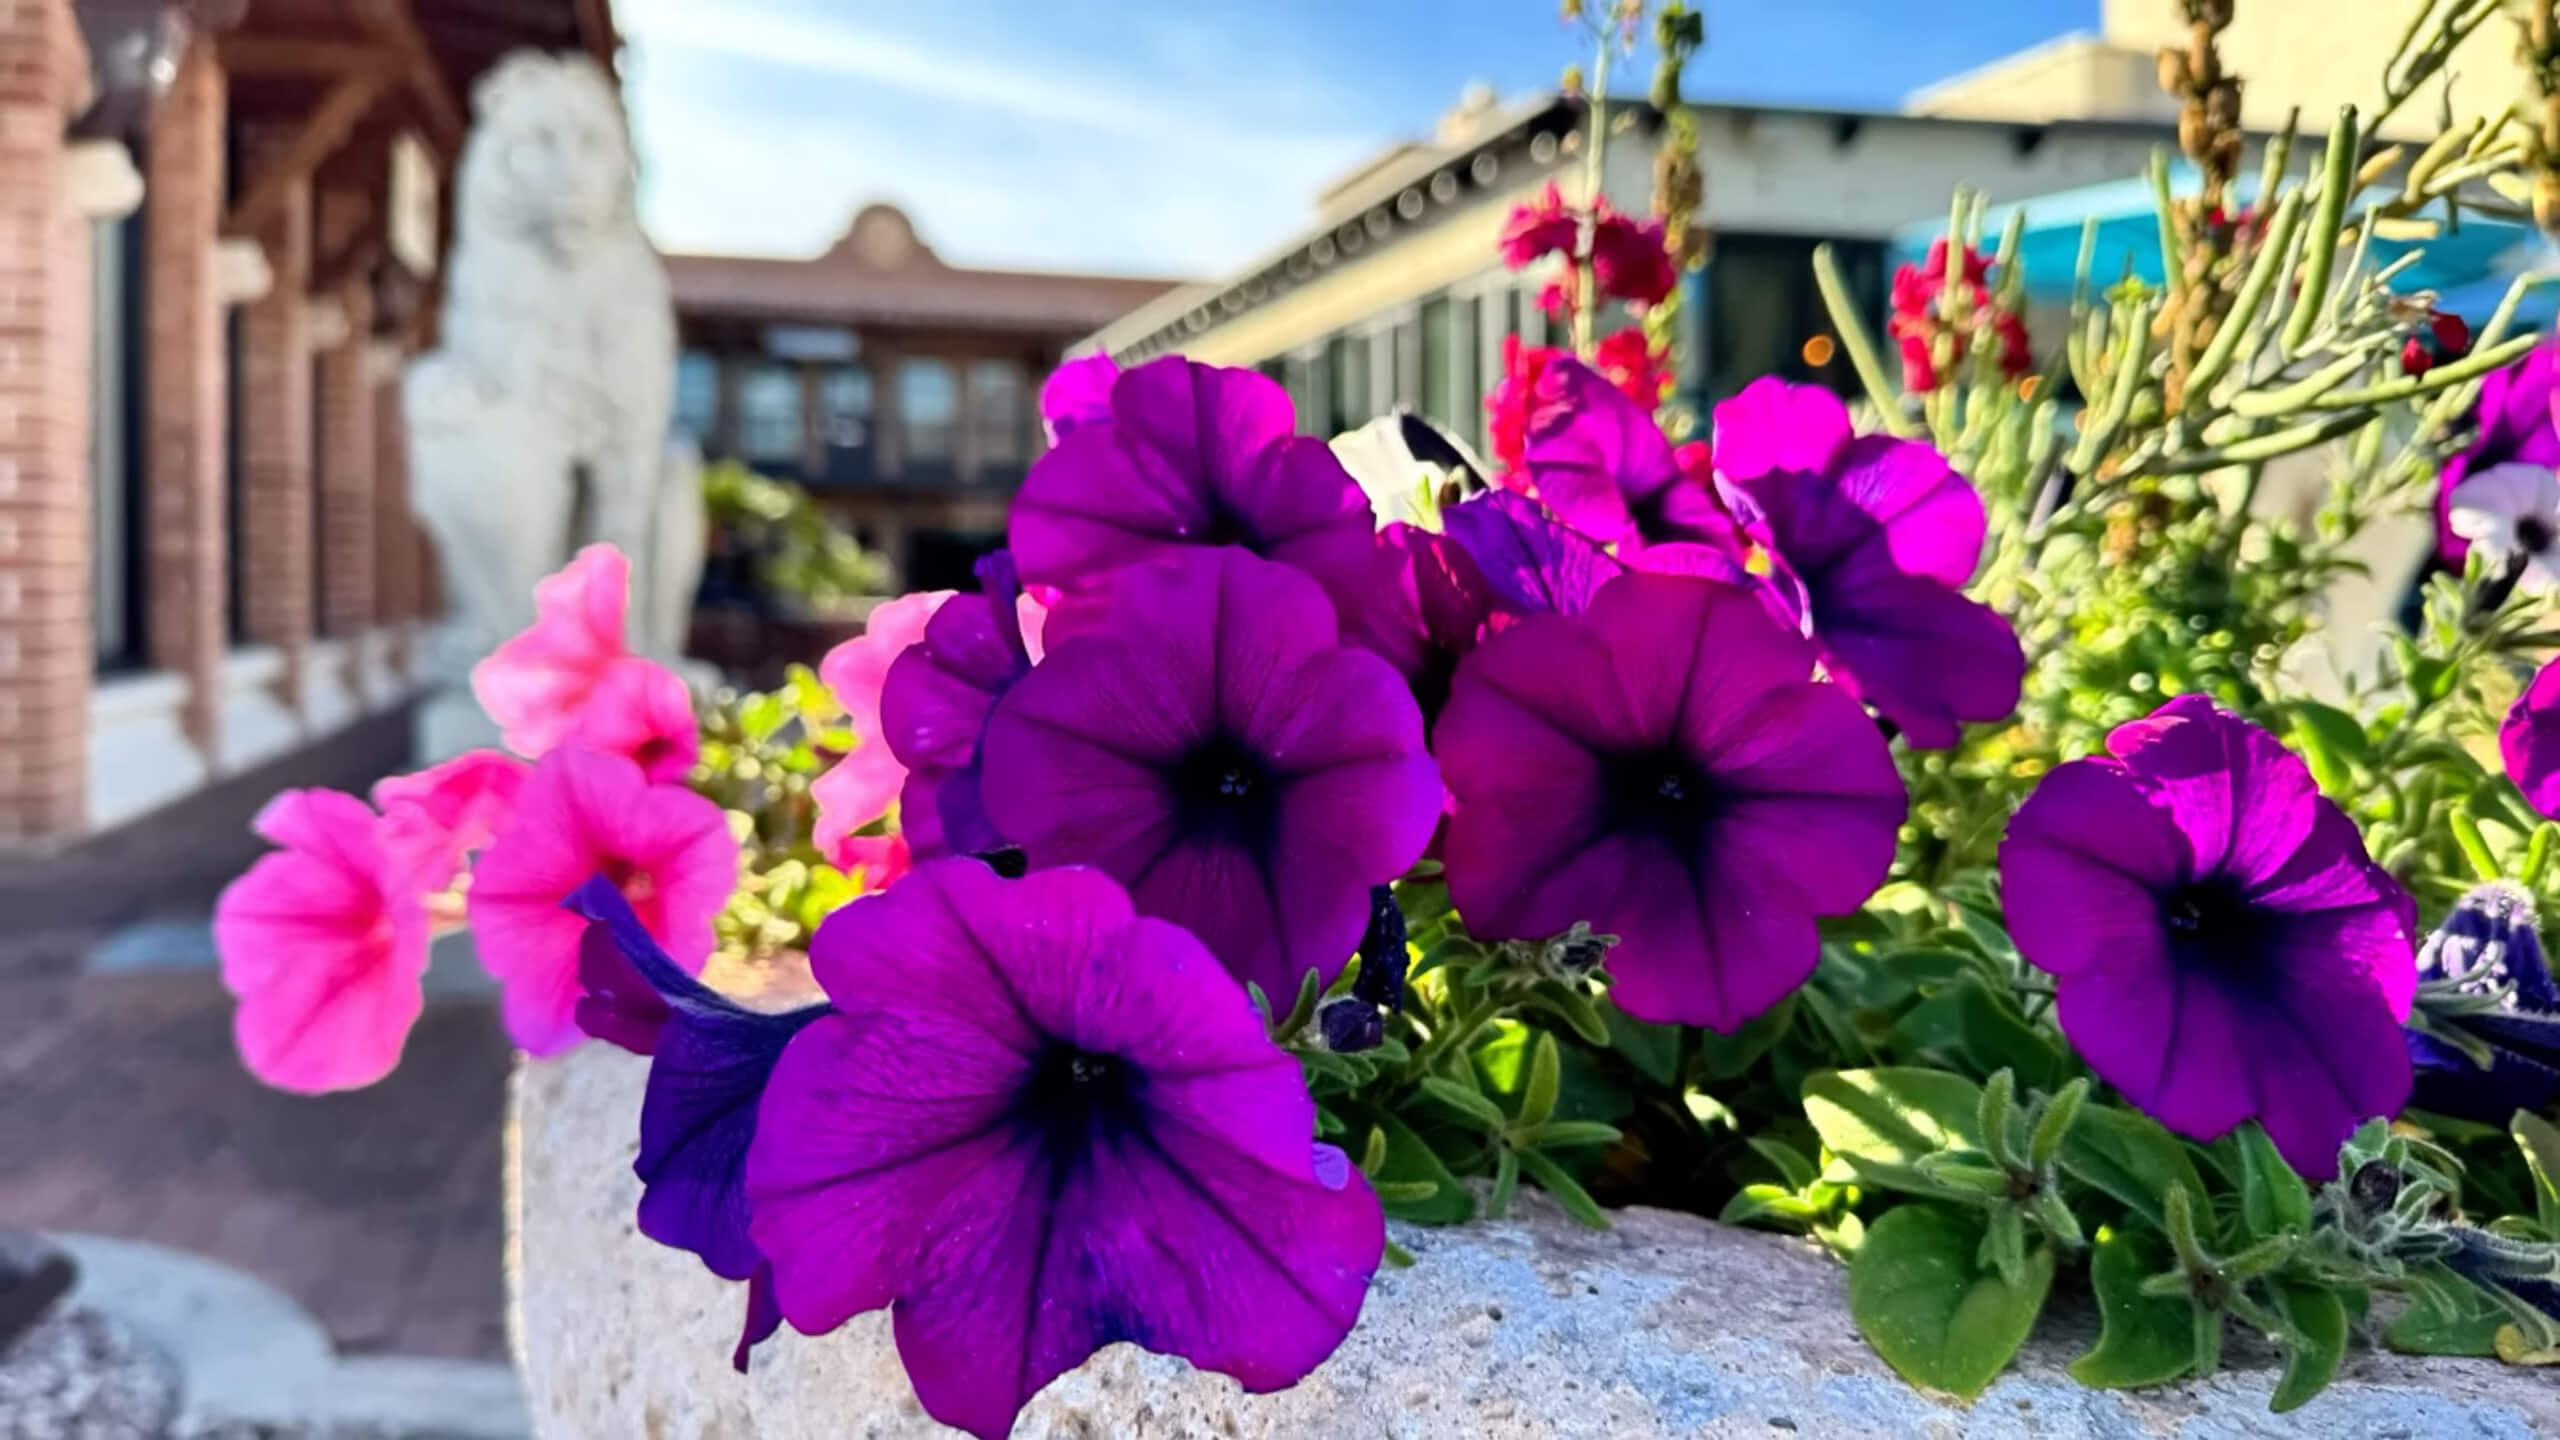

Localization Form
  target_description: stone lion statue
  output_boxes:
[406,49,704,752]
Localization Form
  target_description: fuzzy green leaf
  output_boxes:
[2059,1105,2211,1239]
[1601,1002,1683,1086]
[2386,1267,2506,1357]
[2237,1124,2313,1239]
[1516,1147,1609,1228]
[1518,1120,1622,1151]
[1365,1113,1475,1224]
[2068,1227,2193,1389]
[1803,1068,1987,1192]
[1748,1136,1821,1192]
[1520,1032,1562,1130]
[2270,1281,2349,1413]
[2515,1111,2560,1236]
[1848,1204,2054,1401]
[1419,1077,1507,1132]
[1489,1146,1520,1219]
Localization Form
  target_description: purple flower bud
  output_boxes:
[1319,996,1385,1054]
[1351,885,1408,1013]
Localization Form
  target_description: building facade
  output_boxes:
[0,0,614,846]
[1084,92,2184,455]
[1915,0,2522,140]
[663,206,1181,593]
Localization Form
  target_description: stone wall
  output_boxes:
[510,1045,2560,1439]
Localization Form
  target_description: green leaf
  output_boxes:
[1516,1147,1609,1228]
[1848,1204,2054,1400]
[1601,1002,1683,1086]
[2516,1111,2560,1236]
[1747,1136,1821,1192]
[1802,1068,1988,1192]
[2269,1281,2348,1413]
[1520,1032,1562,1130]
[1419,1077,1507,1132]
[2386,1268,2507,1356]
[1694,996,1795,1080]
[2237,1124,2313,1239]
[1888,980,2061,1092]
[2069,1227,2193,1389]
[1721,1185,1826,1228]
[2059,1105,2211,1238]
[1364,1113,1475,1224]
[1489,1147,1520,1219]
[1523,979,1611,1045]
[1878,947,1992,990]
[738,691,790,743]
[2288,701,2367,793]
[1518,1120,1622,1150]
[1950,904,2021,969]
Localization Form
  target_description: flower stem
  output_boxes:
[1573,21,1616,360]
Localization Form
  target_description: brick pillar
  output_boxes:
[315,279,375,636]
[0,0,91,842]
[144,45,225,750]
[234,135,312,690]
[372,346,417,626]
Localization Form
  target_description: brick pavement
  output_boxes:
[0,709,513,1361]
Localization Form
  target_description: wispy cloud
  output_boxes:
[618,0,1386,277]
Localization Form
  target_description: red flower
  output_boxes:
[1498,183,1578,270]
[1485,335,1564,480]
[1897,332,1941,393]
[1591,210,1677,308]
[2402,309,2475,377]
[1595,327,1670,409]
[1536,278,1575,321]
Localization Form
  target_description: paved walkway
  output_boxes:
[0,710,514,1362]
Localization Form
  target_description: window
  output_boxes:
[673,351,720,442]
[1299,347,1332,435]
[1391,315,1422,413]
[1328,333,1370,430]
[901,358,958,478]
[967,360,1025,474]
[1421,296,1477,433]
[1700,235,1880,405]
[93,214,143,670]
[737,363,804,468]
[817,365,873,486]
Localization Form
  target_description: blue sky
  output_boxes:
[618,0,2099,278]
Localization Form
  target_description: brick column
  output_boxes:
[371,345,418,627]
[314,278,375,636]
[234,135,312,691]
[0,0,91,843]
[144,45,225,751]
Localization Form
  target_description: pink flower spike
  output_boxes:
[472,544,632,759]
[834,833,913,892]
[467,749,739,1056]
[373,749,530,892]
[812,591,954,848]
[565,658,701,785]
[215,789,434,1094]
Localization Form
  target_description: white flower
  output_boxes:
[1329,411,1486,531]
[2448,462,2560,595]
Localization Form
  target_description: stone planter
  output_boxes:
[509,1047,2560,1438]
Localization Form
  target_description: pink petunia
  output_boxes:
[564,658,701,785]
[215,790,438,1093]
[473,544,632,759]
[373,748,530,891]
[468,748,739,1056]
[812,591,954,862]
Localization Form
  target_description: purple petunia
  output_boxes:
[1522,356,1738,557]
[979,547,1442,1000]
[1039,354,1121,443]
[1008,357,1376,596]
[2436,344,2560,566]
[2405,882,2560,1122]
[1999,695,2419,1177]
[2501,654,2560,820]
[1440,489,1626,618]
[565,877,826,1371]
[1712,377,2025,749]
[1435,571,1907,1030]
[882,551,1039,860]
[745,860,1385,1440]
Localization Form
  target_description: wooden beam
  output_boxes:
[222,73,391,240]
[351,0,466,157]
[217,38,398,77]
[574,0,621,72]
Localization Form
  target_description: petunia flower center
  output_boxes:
[2160,875,2280,989]
[2522,515,2557,555]
[1172,736,1278,840]
[1016,1041,1147,1163]
[1601,747,1718,848]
